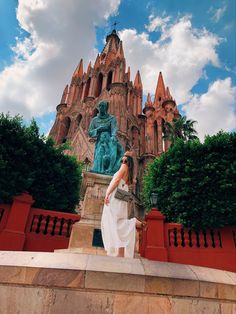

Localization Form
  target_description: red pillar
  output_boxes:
[0,193,34,250]
[143,208,168,261]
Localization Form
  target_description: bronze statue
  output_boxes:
[88,100,124,175]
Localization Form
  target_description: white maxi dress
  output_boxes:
[101,171,136,258]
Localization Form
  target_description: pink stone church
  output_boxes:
[49,29,180,198]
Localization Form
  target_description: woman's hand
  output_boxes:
[104,194,110,205]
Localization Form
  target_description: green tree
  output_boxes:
[0,113,82,213]
[163,116,198,145]
[143,131,236,230]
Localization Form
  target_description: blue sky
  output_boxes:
[0,0,235,140]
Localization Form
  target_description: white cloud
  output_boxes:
[146,14,171,32]
[0,0,120,119]
[210,5,227,23]
[182,78,236,141]
[119,15,221,103]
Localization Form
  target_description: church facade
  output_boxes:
[49,29,180,198]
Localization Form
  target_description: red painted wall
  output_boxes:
[0,193,80,252]
[140,208,236,272]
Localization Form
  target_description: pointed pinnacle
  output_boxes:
[60,84,68,103]
[154,71,166,104]
[145,93,152,106]
[87,61,92,74]
[165,86,172,99]
[73,59,83,78]
[127,66,131,81]
[134,70,143,89]
[94,54,100,69]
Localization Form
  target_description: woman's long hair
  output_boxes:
[126,155,134,185]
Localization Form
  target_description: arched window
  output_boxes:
[154,120,158,154]
[77,114,82,127]
[84,78,91,99]
[106,71,113,91]
[60,117,71,144]
[83,158,91,171]
[95,73,103,98]
[162,119,166,152]
[131,126,139,148]
[79,83,84,100]
[135,178,141,197]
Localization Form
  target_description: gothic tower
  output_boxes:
[49,29,180,199]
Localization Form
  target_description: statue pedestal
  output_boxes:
[54,171,140,256]
[68,171,112,254]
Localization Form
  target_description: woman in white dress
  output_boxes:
[101,152,144,258]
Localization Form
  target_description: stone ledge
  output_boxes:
[0,251,236,314]
[0,251,235,284]
[0,251,235,302]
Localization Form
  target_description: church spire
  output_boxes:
[127,66,131,81]
[86,61,92,74]
[101,29,120,58]
[154,72,166,106]
[134,70,142,90]
[166,86,171,99]
[94,54,100,69]
[72,59,83,79]
[145,93,152,106]
[60,84,68,104]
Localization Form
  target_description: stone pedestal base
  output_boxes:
[68,171,112,252]
[58,171,141,257]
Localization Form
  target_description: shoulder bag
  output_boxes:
[114,188,132,202]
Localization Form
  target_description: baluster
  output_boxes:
[191,231,197,248]
[188,230,193,247]
[176,228,181,247]
[199,230,205,248]
[202,230,208,248]
[43,216,50,235]
[54,217,61,236]
[30,215,39,232]
[47,216,54,234]
[169,229,175,247]
[59,218,64,236]
[217,231,222,248]
[61,218,68,236]
[180,228,185,247]
[173,228,178,247]
[206,229,212,248]
[40,215,47,234]
[50,217,57,235]
[210,230,219,248]
[183,228,189,247]
[215,230,222,248]
[66,219,73,237]
[195,231,200,248]
[36,215,43,233]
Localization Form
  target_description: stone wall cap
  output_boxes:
[0,251,235,286]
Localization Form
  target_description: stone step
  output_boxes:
[54,247,140,258]
[54,247,106,256]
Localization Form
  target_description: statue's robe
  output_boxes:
[88,114,123,174]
